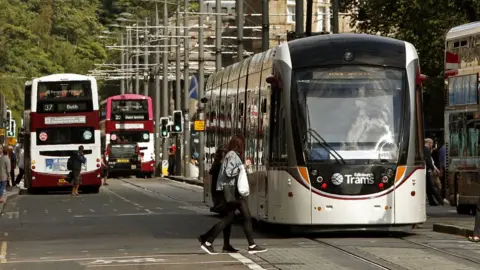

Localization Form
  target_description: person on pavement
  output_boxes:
[101,153,108,186]
[8,146,16,187]
[0,148,11,203]
[14,145,24,186]
[424,138,443,206]
[70,146,86,196]
[468,197,480,242]
[198,135,267,255]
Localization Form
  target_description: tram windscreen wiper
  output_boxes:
[306,128,346,165]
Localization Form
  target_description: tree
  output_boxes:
[341,0,480,129]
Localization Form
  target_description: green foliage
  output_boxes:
[341,0,480,128]
[0,0,110,124]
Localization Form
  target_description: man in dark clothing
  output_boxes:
[424,138,443,206]
[70,145,86,196]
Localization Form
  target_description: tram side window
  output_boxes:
[270,88,286,164]
[448,112,480,157]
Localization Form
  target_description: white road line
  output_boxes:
[103,188,145,210]
[86,261,240,267]
[1,254,203,264]
[74,213,160,218]
[229,253,266,270]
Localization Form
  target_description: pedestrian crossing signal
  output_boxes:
[160,117,169,138]
[172,110,183,133]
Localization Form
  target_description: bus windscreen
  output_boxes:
[111,100,149,121]
[37,80,93,113]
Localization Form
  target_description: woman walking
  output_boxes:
[198,135,267,255]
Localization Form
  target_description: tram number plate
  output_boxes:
[117,159,129,163]
[58,179,67,184]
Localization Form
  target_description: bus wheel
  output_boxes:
[27,188,38,195]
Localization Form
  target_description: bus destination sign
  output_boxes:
[113,114,147,121]
[41,102,89,113]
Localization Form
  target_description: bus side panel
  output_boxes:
[394,168,426,224]
[266,170,311,225]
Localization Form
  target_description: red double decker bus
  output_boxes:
[22,74,102,193]
[100,94,154,178]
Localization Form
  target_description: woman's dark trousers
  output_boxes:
[203,198,255,246]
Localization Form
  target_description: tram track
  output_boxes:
[397,237,480,265]
[309,238,398,270]
[308,235,480,270]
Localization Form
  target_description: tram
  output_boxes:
[203,34,427,230]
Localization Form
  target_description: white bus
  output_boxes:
[203,34,427,231]
[23,74,102,193]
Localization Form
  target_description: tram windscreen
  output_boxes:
[295,66,405,161]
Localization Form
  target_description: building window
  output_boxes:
[317,7,329,32]
[287,1,295,23]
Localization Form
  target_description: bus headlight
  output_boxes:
[83,130,92,140]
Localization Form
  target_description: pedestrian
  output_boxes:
[168,144,176,175]
[468,197,480,242]
[424,138,443,206]
[210,145,227,211]
[198,135,267,255]
[0,148,11,203]
[101,153,108,186]
[8,146,16,187]
[14,145,24,186]
[69,145,86,196]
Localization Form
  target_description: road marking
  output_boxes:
[87,257,165,265]
[86,261,239,268]
[229,253,266,270]
[2,254,207,264]
[74,212,160,218]
[103,188,145,209]
[4,212,18,219]
[0,241,7,263]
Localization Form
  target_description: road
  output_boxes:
[0,178,478,270]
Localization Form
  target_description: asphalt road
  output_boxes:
[0,178,479,270]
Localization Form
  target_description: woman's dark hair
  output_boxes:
[226,135,245,160]
[2,148,8,155]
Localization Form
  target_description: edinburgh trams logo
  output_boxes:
[331,173,375,185]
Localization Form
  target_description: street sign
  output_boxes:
[7,137,16,146]
[194,120,205,131]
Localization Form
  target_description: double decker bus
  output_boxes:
[203,34,427,231]
[444,22,480,215]
[100,94,154,178]
[23,74,102,193]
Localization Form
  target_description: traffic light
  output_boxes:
[6,110,11,131]
[160,117,169,138]
[172,110,183,133]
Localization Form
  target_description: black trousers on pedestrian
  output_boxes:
[15,168,24,185]
[474,196,480,237]
[202,198,255,247]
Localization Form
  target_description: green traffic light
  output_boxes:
[175,126,180,131]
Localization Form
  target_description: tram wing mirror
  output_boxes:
[265,75,278,86]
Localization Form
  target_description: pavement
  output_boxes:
[426,204,476,237]
[166,175,203,187]
[0,177,479,269]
